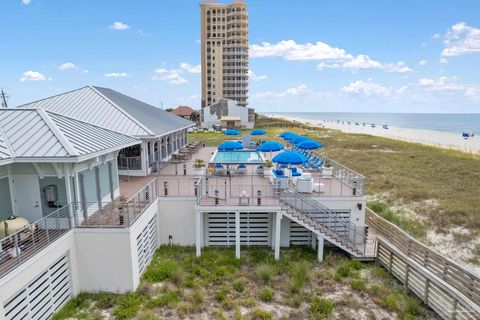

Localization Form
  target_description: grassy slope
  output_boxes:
[189,117,480,245]
[54,246,435,320]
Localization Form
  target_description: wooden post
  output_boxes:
[388,251,394,272]
[424,278,430,304]
[404,265,410,292]
[317,236,324,262]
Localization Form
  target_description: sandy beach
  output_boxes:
[266,114,480,154]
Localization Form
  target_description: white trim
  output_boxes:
[7,165,16,215]
[32,163,44,179]
[37,108,79,156]
[52,163,63,178]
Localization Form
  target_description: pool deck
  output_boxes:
[119,146,357,201]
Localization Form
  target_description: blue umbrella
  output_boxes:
[218,141,243,151]
[283,133,300,141]
[292,136,309,145]
[251,129,267,136]
[297,140,323,150]
[272,151,308,165]
[279,131,293,138]
[224,129,241,135]
[257,141,284,152]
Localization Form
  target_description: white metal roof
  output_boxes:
[19,86,194,138]
[0,109,139,162]
[0,129,12,161]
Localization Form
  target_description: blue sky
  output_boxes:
[1,0,480,113]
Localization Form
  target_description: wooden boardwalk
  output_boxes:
[367,209,480,319]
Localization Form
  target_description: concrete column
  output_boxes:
[141,140,148,175]
[196,211,203,257]
[235,210,240,259]
[311,232,316,250]
[317,236,324,262]
[148,141,154,166]
[274,211,282,260]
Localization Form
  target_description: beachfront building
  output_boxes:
[0,104,369,319]
[200,0,249,108]
[19,86,194,176]
[200,97,255,129]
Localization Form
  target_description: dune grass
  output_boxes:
[189,116,480,242]
[53,246,434,319]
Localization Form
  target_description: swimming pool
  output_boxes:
[210,150,265,164]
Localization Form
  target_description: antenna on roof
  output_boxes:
[1,89,9,108]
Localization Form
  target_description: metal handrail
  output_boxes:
[276,181,367,255]
[0,205,72,278]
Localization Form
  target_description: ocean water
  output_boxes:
[266,112,480,134]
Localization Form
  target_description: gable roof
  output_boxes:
[18,86,194,137]
[0,109,139,162]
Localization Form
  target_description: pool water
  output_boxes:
[211,151,264,164]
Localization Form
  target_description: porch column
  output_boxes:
[148,141,154,167]
[317,236,324,262]
[195,211,203,257]
[141,140,148,175]
[235,210,240,259]
[274,211,282,260]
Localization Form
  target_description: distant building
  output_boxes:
[200,97,254,129]
[170,105,198,121]
[199,0,249,108]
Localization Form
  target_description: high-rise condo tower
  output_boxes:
[200,0,249,108]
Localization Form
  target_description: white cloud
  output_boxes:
[251,40,412,73]
[433,33,441,39]
[442,22,480,57]
[58,62,77,70]
[417,76,480,101]
[180,63,201,74]
[152,68,187,85]
[440,58,448,64]
[21,0,31,4]
[341,80,390,96]
[252,84,308,98]
[110,21,130,30]
[248,70,267,81]
[104,72,130,77]
[20,70,50,82]
[419,59,428,66]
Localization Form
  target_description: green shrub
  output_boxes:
[382,293,398,311]
[215,288,229,303]
[259,288,273,302]
[289,260,310,293]
[113,293,141,319]
[350,278,366,291]
[249,308,273,320]
[310,297,334,319]
[349,260,364,270]
[189,288,205,312]
[256,264,276,284]
[233,279,245,292]
[143,260,178,282]
[146,290,180,309]
[335,263,353,280]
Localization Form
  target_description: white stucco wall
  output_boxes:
[157,198,197,245]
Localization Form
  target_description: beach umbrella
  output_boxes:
[279,131,293,138]
[297,140,323,150]
[283,133,300,141]
[257,141,284,152]
[218,141,243,151]
[224,129,241,135]
[272,151,308,165]
[251,129,267,136]
[292,136,309,145]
